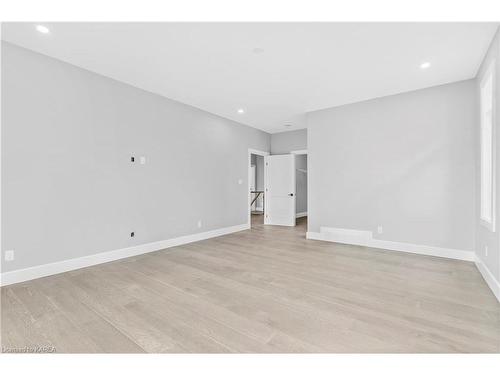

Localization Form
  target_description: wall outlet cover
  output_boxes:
[377,226,383,234]
[5,250,14,262]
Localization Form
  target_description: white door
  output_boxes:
[264,154,296,226]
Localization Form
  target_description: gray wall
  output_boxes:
[475,28,500,282]
[296,155,307,214]
[1,42,270,273]
[307,80,476,252]
[270,129,307,154]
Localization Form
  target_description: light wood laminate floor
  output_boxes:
[1,216,499,353]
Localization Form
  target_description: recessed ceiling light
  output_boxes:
[420,62,431,69]
[237,108,245,114]
[36,25,50,34]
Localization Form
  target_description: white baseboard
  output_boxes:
[306,226,475,262]
[296,212,308,218]
[0,223,249,287]
[475,255,500,303]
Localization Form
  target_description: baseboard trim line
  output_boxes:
[296,212,308,218]
[306,227,474,262]
[0,223,250,287]
[475,256,500,303]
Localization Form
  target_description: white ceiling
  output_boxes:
[2,22,498,133]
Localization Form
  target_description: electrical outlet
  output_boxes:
[485,246,488,257]
[130,232,135,238]
[5,250,14,262]
[131,156,135,162]
[140,156,146,165]
[197,220,202,228]
[238,179,243,185]
[377,226,383,234]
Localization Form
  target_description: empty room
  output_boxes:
[1,8,500,371]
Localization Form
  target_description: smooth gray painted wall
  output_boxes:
[307,80,476,252]
[270,129,307,154]
[1,42,270,272]
[296,155,307,214]
[475,28,500,282]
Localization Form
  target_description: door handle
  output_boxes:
[288,193,294,196]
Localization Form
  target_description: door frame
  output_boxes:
[250,165,256,210]
[291,150,308,224]
[248,148,270,227]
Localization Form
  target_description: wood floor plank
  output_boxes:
[1,216,499,352]
[157,247,500,352]
[33,275,146,353]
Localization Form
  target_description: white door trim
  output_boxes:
[291,149,308,155]
[248,148,270,226]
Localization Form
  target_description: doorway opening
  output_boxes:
[248,148,307,232]
[293,150,308,233]
[248,149,269,228]
[261,151,308,231]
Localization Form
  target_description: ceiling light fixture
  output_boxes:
[36,25,50,34]
[420,62,431,69]
[237,108,245,114]
[284,123,292,128]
